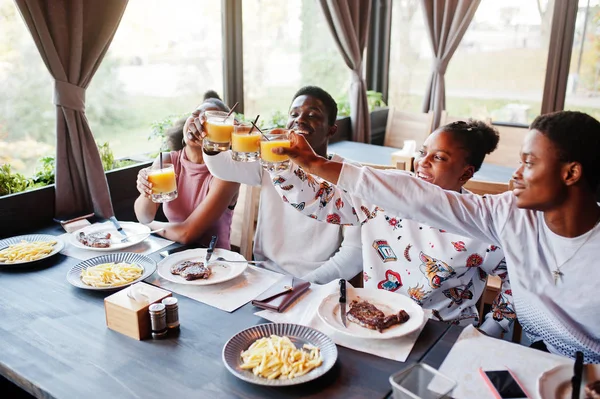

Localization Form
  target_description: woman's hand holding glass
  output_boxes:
[136,168,153,200]
[184,112,207,145]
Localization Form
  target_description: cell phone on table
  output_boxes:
[479,368,530,399]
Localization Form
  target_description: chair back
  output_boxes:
[463,179,512,195]
[384,107,434,149]
[230,184,260,260]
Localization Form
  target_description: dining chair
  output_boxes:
[384,108,434,150]
[230,184,260,260]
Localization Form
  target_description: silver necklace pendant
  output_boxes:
[553,269,564,285]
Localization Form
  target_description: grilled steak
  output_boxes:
[170,260,199,275]
[180,263,211,281]
[77,232,111,248]
[346,300,410,332]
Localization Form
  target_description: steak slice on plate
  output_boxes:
[180,263,211,281]
[77,232,111,248]
[346,300,410,332]
[170,260,199,275]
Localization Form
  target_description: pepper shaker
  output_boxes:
[149,303,167,339]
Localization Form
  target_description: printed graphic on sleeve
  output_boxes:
[451,241,467,252]
[315,181,335,207]
[363,272,371,282]
[291,202,305,211]
[377,270,403,292]
[465,253,483,268]
[419,251,456,289]
[384,215,402,230]
[373,240,398,263]
[326,214,341,224]
[404,244,412,261]
[335,198,344,210]
[407,283,430,306]
[442,283,474,307]
[272,176,286,185]
[492,292,516,323]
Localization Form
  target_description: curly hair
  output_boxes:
[438,119,500,172]
[291,86,337,126]
[531,110,600,191]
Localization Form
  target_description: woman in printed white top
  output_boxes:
[271,111,600,363]
[268,120,514,337]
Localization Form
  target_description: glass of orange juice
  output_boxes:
[203,110,234,152]
[231,122,261,162]
[147,164,178,203]
[260,129,291,171]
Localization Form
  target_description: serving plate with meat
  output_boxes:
[69,222,151,251]
[317,286,425,339]
[157,248,247,286]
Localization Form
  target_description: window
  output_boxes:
[564,0,600,120]
[88,0,224,159]
[388,0,430,112]
[0,0,55,177]
[242,0,348,123]
[445,0,554,125]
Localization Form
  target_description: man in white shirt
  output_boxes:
[185,86,362,283]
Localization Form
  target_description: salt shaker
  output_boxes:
[149,303,167,339]
[162,297,180,330]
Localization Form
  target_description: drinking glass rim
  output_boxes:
[148,164,175,173]
[204,110,230,117]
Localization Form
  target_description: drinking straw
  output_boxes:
[222,102,239,121]
[251,121,270,141]
[159,151,163,169]
[248,115,260,134]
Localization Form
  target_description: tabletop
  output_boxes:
[0,225,453,399]
[328,141,514,183]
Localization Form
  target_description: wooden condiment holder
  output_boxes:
[104,282,172,340]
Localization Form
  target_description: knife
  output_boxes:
[571,351,584,399]
[205,235,218,263]
[339,278,347,327]
[108,216,128,241]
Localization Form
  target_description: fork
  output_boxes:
[119,228,164,243]
[214,256,265,265]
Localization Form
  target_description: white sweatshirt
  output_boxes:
[325,163,599,363]
[267,164,514,337]
[203,151,362,283]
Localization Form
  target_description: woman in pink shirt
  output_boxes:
[134,93,239,248]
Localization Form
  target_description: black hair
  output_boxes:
[531,110,600,191]
[203,90,221,101]
[439,119,500,172]
[291,86,337,126]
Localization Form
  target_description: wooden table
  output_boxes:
[329,141,514,183]
[0,225,453,399]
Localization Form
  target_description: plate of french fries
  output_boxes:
[222,323,337,386]
[66,252,156,291]
[0,234,64,265]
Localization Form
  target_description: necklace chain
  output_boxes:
[551,215,600,285]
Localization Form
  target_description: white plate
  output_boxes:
[157,248,247,286]
[66,252,156,291]
[317,287,425,339]
[538,363,600,399]
[222,323,338,386]
[68,221,151,252]
[0,234,64,265]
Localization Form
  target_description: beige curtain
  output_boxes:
[320,0,372,143]
[421,0,480,129]
[15,0,128,218]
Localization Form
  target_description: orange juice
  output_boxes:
[205,121,234,143]
[232,132,261,153]
[148,168,177,194]
[261,140,290,162]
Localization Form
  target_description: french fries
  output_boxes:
[80,262,143,287]
[240,335,322,380]
[0,240,57,263]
